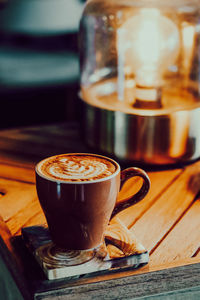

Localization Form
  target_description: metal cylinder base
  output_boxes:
[80,98,200,166]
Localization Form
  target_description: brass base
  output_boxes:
[80,97,200,166]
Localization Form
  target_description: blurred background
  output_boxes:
[0,0,85,128]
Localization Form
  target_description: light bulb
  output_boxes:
[117,9,180,107]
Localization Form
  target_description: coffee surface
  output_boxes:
[37,154,117,181]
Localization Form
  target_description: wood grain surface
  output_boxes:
[0,122,200,299]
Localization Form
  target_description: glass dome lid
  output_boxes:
[79,0,200,112]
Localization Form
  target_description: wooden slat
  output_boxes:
[0,215,13,252]
[117,168,183,228]
[128,160,200,257]
[21,122,80,138]
[0,151,36,169]
[15,212,46,236]
[0,162,35,183]
[0,122,87,159]
[0,178,36,222]
[150,196,200,265]
[7,198,44,236]
[0,176,45,235]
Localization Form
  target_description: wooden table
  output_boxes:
[0,122,200,300]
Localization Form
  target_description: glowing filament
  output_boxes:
[117,8,180,98]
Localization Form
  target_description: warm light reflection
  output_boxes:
[169,111,189,158]
[182,22,195,77]
[117,8,180,100]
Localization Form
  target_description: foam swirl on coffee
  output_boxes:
[37,154,117,181]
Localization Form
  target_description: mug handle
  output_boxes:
[111,167,150,219]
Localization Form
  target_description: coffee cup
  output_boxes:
[35,153,150,252]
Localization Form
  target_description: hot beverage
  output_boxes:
[35,153,150,263]
[36,154,120,250]
[36,154,117,182]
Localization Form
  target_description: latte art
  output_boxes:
[48,158,113,180]
[37,154,117,182]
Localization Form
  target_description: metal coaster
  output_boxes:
[22,225,149,280]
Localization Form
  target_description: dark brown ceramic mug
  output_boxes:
[35,153,150,259]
